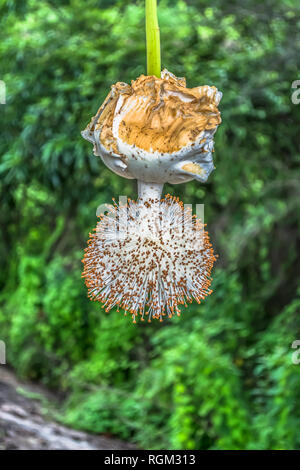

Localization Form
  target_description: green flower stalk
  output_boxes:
[146,0,161,77]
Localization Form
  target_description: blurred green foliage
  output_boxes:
[1,0,300,450]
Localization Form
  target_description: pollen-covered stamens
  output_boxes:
[82,195,216,323]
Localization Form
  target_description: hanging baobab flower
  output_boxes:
[81,0,222,322]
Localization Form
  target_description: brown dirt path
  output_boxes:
[0,367,136,450]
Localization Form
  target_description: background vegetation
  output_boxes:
[1,0,300,449]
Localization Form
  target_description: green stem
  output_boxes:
[145,0,161,77]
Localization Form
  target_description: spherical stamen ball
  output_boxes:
[82,195,216,323]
